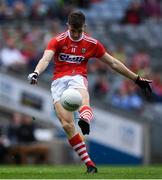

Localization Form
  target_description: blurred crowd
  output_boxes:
[0,21,61,73]
[0,112,37,164]
[0,0,91,23]
[121,0,162,24]
[0,0,162,114]
[0,0,161,24]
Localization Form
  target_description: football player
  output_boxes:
[28,11,152,173]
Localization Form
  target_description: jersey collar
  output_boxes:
[67,30,83,42]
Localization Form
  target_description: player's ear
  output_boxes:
[84,24,87,28]
[66,23,71,30]
[83,24,87,31]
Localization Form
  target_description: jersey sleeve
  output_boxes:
[94,41,106,58]
[46,38,58,52]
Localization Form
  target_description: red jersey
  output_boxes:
[46,30,106,80]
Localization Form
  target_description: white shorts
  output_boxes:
[51,75,88,104]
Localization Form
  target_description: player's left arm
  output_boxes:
[100,52,152,94]
[100,52,138,81]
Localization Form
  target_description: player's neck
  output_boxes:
[67,30,83,42]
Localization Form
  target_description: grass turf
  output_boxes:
[0,165,162,179]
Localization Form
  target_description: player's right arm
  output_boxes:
[28,50,54,84]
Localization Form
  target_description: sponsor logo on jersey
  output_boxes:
[59,53,85,64]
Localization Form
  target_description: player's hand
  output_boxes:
[28,72,38,84]
[135,76,152,95]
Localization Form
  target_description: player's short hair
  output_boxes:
[68,11,85,29]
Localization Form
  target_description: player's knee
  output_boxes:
[56,111,74,133]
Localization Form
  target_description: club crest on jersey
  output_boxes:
[81,48,86,54]
[59,53,84,64]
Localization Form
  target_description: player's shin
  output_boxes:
[79,105,93,123]
[78,105,93,135]
[68,133,95,167]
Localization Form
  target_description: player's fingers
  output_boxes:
[140,77,152,83]
[146,80,152,83]
[31,79,37,84]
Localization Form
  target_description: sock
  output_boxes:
[69,133,95,167]
[79,105,93,123]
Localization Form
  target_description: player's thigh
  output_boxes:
[76,88,90,106]
[54,101,74,124]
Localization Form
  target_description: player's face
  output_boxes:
[68,25,84,41]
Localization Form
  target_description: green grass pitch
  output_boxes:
[0,165,162,179]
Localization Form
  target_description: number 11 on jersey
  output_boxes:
[71,47,76,53]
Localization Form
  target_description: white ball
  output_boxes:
[60,89,82,111]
